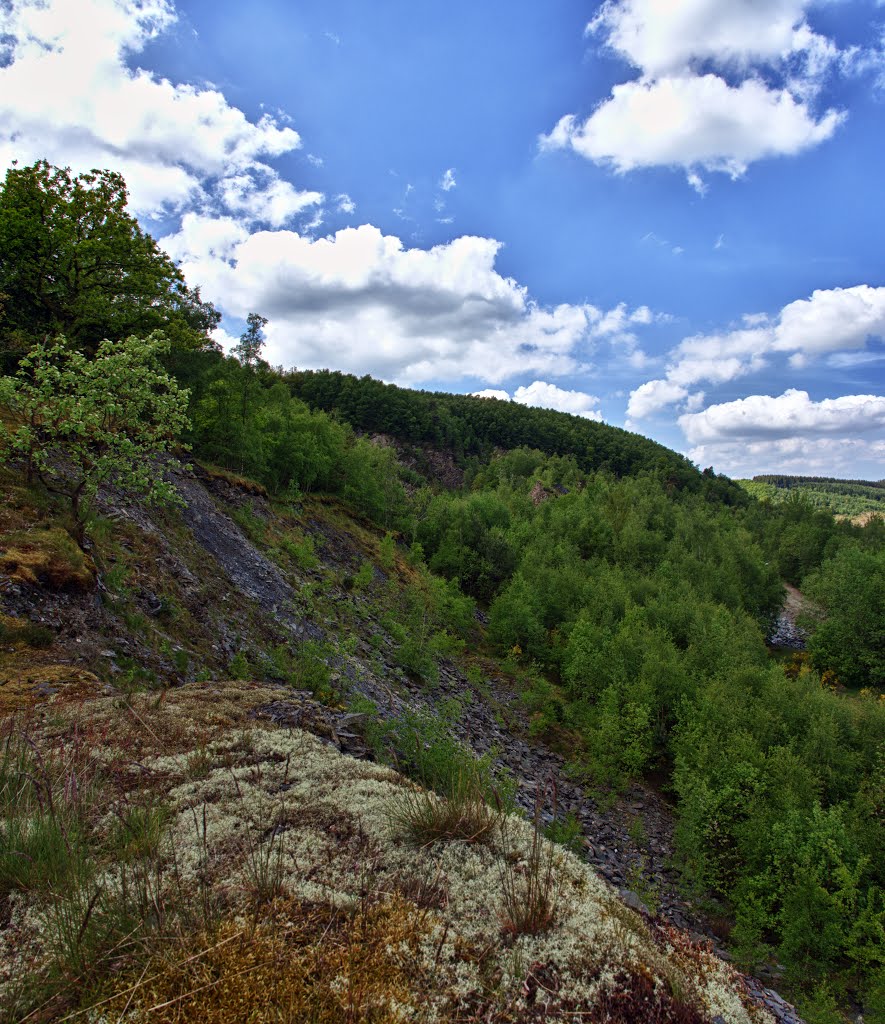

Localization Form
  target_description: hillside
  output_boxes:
[2,442,883,1022]
[2,337,884,1022]
[1,463,798,1024]
[737,476,885,518]
[281,369,747,506]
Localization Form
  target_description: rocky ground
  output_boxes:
[766,584,809,651]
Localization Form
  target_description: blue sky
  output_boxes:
[1,0,883,477]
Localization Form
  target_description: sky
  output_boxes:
[1,0,884,479]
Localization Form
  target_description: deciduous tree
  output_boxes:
[0,333,190,542]
[0,161,219,367]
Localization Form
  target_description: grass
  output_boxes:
[0,685,769,1024]
[386,765,501,848]
[0,614,53,648]
[0,727,94,897]
[0,524,94,589]
[499,780,561,938]
[240,813,289,915]
[199,463,269,496]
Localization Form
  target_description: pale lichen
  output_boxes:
[0,683,775,1024]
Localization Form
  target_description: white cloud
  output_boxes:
[544,0,859,185]
[0,0,663,393]
[627,379,689,418]
[683,390,706,413]
[588,0,822,77]
[679,388,885,477]
[439,167,457,192]
[542,75,843,182]
[471,382,603,420]
[687,436,885,478]
[163,216,653,386]
[679,389,885,444]
[220,173,322,227]
[774,284,885,362]
[0,0,318,220]
[473,389,511,401]
[828,351,885,369]
[513,381,602,420]
[627,285,885,418]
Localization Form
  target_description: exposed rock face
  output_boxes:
[366,432,465,490]
[530,481,550,506]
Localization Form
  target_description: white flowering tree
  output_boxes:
[0,332,190,543]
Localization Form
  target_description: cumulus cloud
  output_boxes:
[513,381,602,419]
[774,285,885,363]
[0,0,320,220]
[220,173,322,227]
[542,0,861,186]
[627,379,689,419]
[589,0,823,77]
[543,76,842,185]
[627,285,885,418]
[163,216,651,386]
[679,389,885,444]
[687,436,885,479]
[679,388,885,477]
[336,193,356,214]
[471,382,602,420]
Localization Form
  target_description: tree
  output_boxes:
[233,313,268,369]
[0,161,220,367]
[0,333,190,542]
[803,546,885,689]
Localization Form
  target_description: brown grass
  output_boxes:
[0,526,94,589]
[498,783,561,938]
[386,770,501,848]
[199,463,269,496]
[97,896,434,1024]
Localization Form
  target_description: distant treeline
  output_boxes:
[753,475,885,490]
[738,477,885,517]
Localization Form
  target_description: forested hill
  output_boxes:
[285,368,725,494]
[737,475,885,517]
[753,476,885,488]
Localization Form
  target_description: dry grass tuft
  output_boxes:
[200,463,269,496]
[386,768,501,848]
[0,525,94,589]
[498,781,561,938]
